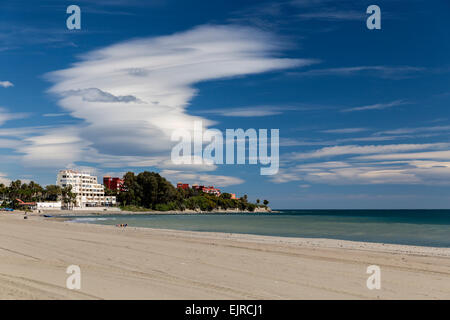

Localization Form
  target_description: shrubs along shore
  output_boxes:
[116,171,270,213]
[1,171,271,214]
[25,207,273,217]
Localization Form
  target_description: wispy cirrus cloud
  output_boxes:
[272,162,422,185]
[273,139,450,185]
[0,107,29,125]
[196,105,304,117]
[280,134,447,148]
[68,0,160,6]
[298,10,364,21]
[356,150,450,161]
[290,0,334,7]
[273,157,450,186]
[281,123,450,148]
[321,127,368,134]
[160,170,244,187]
[290,143,449,160]
[291,66,425,79]
[375,125,450,136]
[0,23,80,51]
[42,113,69,117]
[229,0,370,31]
[342,99,409,112]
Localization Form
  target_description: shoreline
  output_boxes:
[14,210,450,250]
[76,221,450,257]
[1,212,449,299]
[40,214,450,256]
[28,207,274,216]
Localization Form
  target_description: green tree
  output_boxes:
[137,171,158,207]
[220,193,232,199]
[62,185,76,209]
[104,187,118,197]
[44,185,62,201]
[118,172,140,206]
[115,171,267,212]
[0,183,7,205]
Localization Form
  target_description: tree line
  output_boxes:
[0,172,270,212]
[0,180,76,209]
[116,171,269,212]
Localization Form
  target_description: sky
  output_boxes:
[0,0,449,209]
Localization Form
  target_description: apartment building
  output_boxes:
[57,170,116,208]
[176,182,190,190]
[191,184,221,196]
[103,176,124,192]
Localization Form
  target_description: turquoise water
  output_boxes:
[68,210,450,247]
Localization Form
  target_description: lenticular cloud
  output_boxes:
[38,25,307,167]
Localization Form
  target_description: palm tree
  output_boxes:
[61,185,77,209]
[69,189,77,209]
[44,185,62,201]
[0,183,6,205]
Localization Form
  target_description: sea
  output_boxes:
[67,209,450,248]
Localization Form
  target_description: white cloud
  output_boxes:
[321,127,368,134]
[298,10,364,21]
[160,170,244,187]
[20,127,90,168]
[0,81,13,88]
[0,107,29,125]
[272,142,450,185]
[342,100,408,112]
[197,105,301,117]
[271,160,449,185]
[63,88,144,103]
[280,130,450,148]
[291,143,448,160]
[375,125,450,136]
[294,66,425,79]
[25,25,307,169]
[279,135,397,147]
[355,150,450,161]
[0,172,11,185]
[42,113,69,117]
[0,138,24,149]
[0,126,50,138]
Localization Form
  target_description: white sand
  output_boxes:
[0,212,449,299]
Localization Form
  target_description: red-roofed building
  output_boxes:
[177,182,190,190]
[103,176,124,192]
[178,183,223,197]
[201,186,221,196]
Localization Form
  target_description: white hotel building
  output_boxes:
[56,170,116,208]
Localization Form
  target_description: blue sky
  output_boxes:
[1,0,450,208]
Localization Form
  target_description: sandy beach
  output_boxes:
[0,212,449,300]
